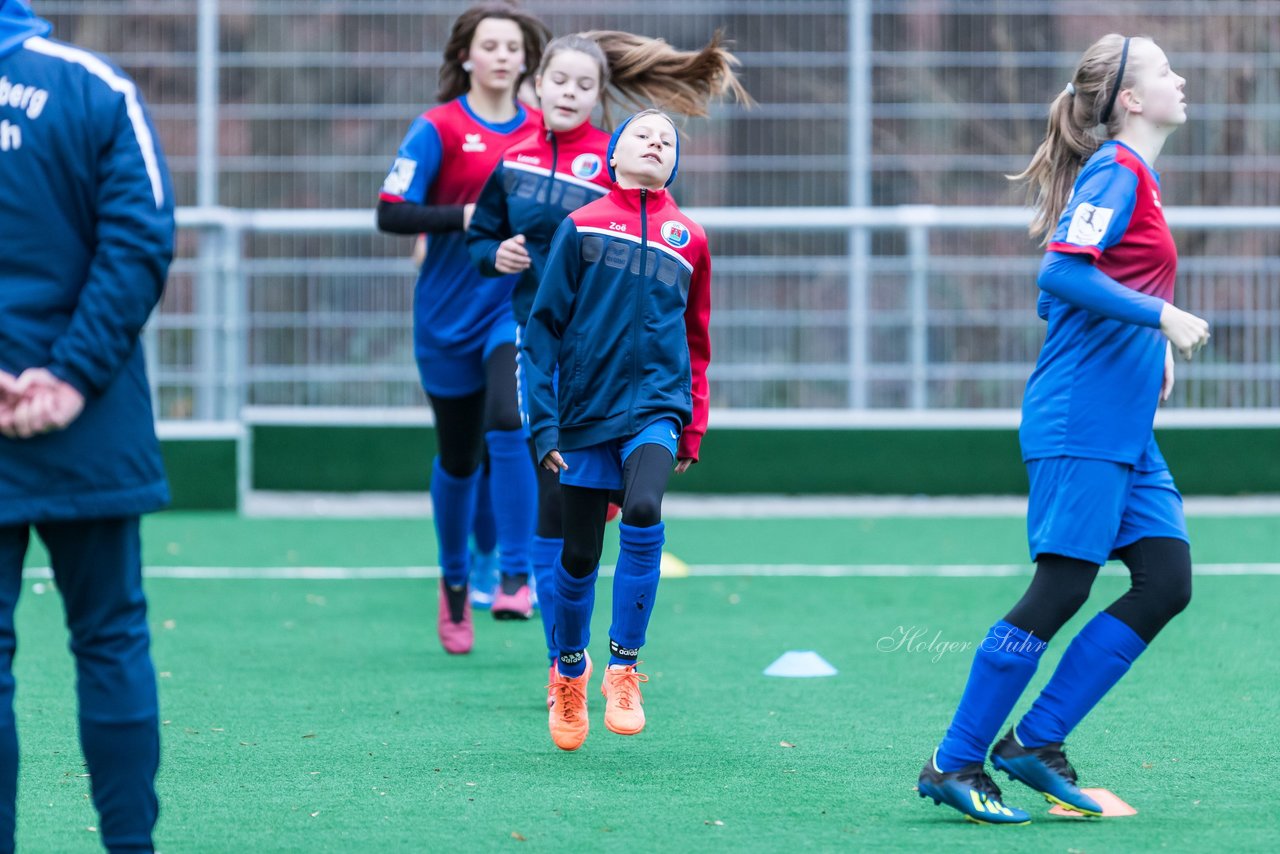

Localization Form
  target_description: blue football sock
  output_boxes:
[485,428,536,580]
[935,620,1048,771]
[531,535,561,663]
[0,663,14,851]
[471,461,497,556]
[430,459,480,588]
[553,557,597,678]
[0,715,12,851]
[1015,610,1147,747]
[609,521,664,667]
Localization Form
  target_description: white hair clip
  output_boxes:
[1065,82,1076,96]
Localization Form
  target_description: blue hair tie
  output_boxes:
[606,112,680,188]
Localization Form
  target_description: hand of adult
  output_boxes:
[0,368,86,439]
[0,371,20,436]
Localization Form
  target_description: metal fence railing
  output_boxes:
[35,2,1280,423]
[156,205,1280,423]
[41,1,1280,211]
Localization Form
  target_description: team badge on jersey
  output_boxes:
[381,157,417,196]
[660,220,691,248]
[571,153,602,180]
[1065,203,1113,247]
[462,133,487,153]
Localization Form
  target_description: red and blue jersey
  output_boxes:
[466,120,612,324]
[1021,140,1178,467]
[521,185,712,463]
[379,96,541,355]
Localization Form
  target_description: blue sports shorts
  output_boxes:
[1026,455,1188,565]
[415,311,518,398]
[560,418,681,490]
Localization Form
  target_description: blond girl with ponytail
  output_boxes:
[919,35,1210,826]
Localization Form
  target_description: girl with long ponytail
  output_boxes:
[919,34,1211,825]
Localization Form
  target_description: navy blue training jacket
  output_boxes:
[520,184,711,464]
[0,1,175,524]
[466,120,612,325]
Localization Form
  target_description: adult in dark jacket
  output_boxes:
[0,1,174,851]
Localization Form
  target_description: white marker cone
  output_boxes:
[764,650,838,678]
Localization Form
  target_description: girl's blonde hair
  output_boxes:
[537,29,753,128]
[1010,34,1150,244]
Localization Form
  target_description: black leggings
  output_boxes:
[534,448,563,538]
[427,343,521,477]
[535,455,624,539]
[1003,537,1193,645]
[559,444,674,578]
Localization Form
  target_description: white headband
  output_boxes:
[1065,82,1076,96]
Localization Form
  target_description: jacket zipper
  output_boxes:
[546,131,559,203]
[629,189,649,432]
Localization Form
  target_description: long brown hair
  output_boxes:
[1011,34,1150,244]
[436,1,551,103]
[543,29,752,126]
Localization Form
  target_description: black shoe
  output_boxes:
[917,750,1031,824]
[991,728,1102,816]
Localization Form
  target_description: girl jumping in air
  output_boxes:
[521,109,712,751]
[466,30,748,700]
[917,34,1211,823]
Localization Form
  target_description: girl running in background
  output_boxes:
[521,109,712,751]
[408,238,501,614]
[917,34,1210,823]
[466,31,750,700]
[376,1,549,653]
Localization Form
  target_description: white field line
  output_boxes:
[241,492,1280,519]
[19,563,1280,581]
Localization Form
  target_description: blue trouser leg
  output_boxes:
[0,526,28,854]
[40,518,158,854]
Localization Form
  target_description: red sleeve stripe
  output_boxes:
[1047,241,1102,259]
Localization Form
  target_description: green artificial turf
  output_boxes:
[9,512,1279,852]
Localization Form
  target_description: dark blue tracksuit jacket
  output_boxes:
[466,120,612,325]
[0,2,175,524]
[520,183,712,465]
